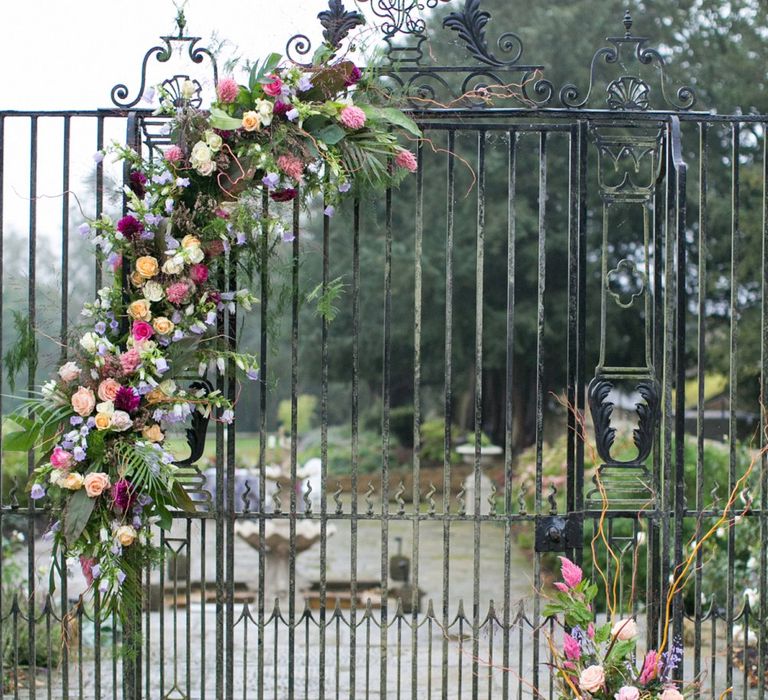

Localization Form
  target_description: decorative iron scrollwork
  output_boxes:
[588,376,660,466]
[287,0,366,64]
[558,10,695,111]
[442,0,523,67]
[110,10,217,108]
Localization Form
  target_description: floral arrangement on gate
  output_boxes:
[545,556,693,700]
[10,47,420,615]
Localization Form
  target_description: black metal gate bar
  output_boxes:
[759,125,768,700]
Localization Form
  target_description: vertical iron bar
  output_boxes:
[441,130,455,700]
[532,130,548,693]
[471,129,486,699]
[95,117,104,293]
[501,128,517,700]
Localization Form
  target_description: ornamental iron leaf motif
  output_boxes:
[606,76,650,110]
[442,0,523,67]
[588,377,659,466]
[110,10,218,108]
[319,0,366,50]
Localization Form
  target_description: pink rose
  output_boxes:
[611,618,637,641]
[558,556,583,588]
[97,378,121,402]
[262,74,283,97]
[132,321,154,343]
[71,386,96,417]
[58,361,81,382]
[189,263,209,284]
[563,633,580,661]
[615,686,640,700]
[83,472,111,497]
[165,145,184,163]
[395,149,418,172]
[659,687,684,700]
[50,446,74,470]
[217,77,239,103]
[120,348,141,374]
[578,665,605,694]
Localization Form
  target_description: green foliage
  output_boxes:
[388,406,415,448]
[277,394,318,435]
[2,311,36,394]
[298,425,402,475]
[63,488,96,546]
[419,418,461,464]
[306,277,345,322]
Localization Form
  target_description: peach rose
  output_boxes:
[59,472,85,490]
[135,256,159,279]
[660,688,684,700]
[94,412,112,430]
[146,388,168,405]
[241,111,260,132]
[71,386,96,417]
[128,299,151,321]
[115,525,137,546]
[611,618,637,641]
[97,378,121,402]
[142,424,165,442]
[153,317,174,335]
[84,472,111,497]
[578,665,605,694]
[181,234,201,249]
[131,271,145,287]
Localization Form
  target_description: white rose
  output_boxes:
[196,160,217,176]
[181,80,196,100]
[41,380,58,399]
[187,246,205,264]
[58,361,81,382]
[255,99,273,126]
[162,255,185,275]
[110,410,133,432]
[190,141,212,166]
[143,280,165,302]
[159,379,177,395]
[205,130,223,150]
[79,332,99,353]
[96,400,115,415]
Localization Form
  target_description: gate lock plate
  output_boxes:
[535,514,583,552]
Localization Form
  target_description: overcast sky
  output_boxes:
[1,0,329,110]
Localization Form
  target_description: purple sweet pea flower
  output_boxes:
[30,484,45,500]
[235,231,247,246]
[152,171,173,185]
[297,75,313,92]
[282,229,295,243]
[286,108,300,121]
[262,172,280,189]
[73,446,86,462]
[94,321,107,335]
[93,151,105,164]
[144,213,163,226]
[165,199,175,214]
[176,177,190,188]
[70,416,84,426]
[91,564,102,579]
[78,222,91,237]
[153,358,169,374]
[323,205,335,218]
[110,320,119,331]
[117,570,126,585]
[338,181,351,193]
[246,368,260,381]
[172,329,185,342]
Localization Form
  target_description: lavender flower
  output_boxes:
[338,181,351,193]
[30,484,45,500]
[74,446,86,462]
[262,172,280,189]
[70,416,84,426]
[78,223,91,237]
[323,205,335,218]
[286,108,300,122]
[91,564,102,579]
[117,570,126,585]
[246,368,260,381]
[94,321,107,334]
[297,75,313,92]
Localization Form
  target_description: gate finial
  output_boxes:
[623,9,633,37]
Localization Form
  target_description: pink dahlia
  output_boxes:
[395,149,418,172]
[339,105,366,130]
[165,145,184,163]
[276,153,304,182]
[217,77,239,104]
[120,348,141,374]
[558,556,583,589]
[190,263,209,284]
[166,281,190,305]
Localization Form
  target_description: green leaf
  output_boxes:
[155,503,173,531]
[3,429,39,451]
[360,105,422,137]
[63,489,96,546]
[209,108,243,131]
[171,481,197,514]
[313,124,347,146]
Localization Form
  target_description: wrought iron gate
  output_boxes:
[1,2,768,698]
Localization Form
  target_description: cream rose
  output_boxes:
[659,688,684,700]
[95,400,114,415]
[162,255,185,275]
[254,99,273,127]
[196,160,216,176]
[71,386,96,417]
[128,299,152,321]
[110,411,133,432]
[143,280,165,302]
[180,80,196,100]
[610,618,637,641]
[205,130,223,150]
[187,246,205,264]
[97,378,121,402]
[135,256,159,279]
[115,525,137,547]
[142,424,165,443]
[181,235,201,249]
[84,472,111,497]
[153,317,175,335]
[58,361,81,382]
[59,472,85,490]
[94,412,112,431]
[131,271,145,287]
[578,665,605,694]
[241,111,260,131]
[79,332,100,354]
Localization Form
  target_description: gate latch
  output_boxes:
[535,513,583,553]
